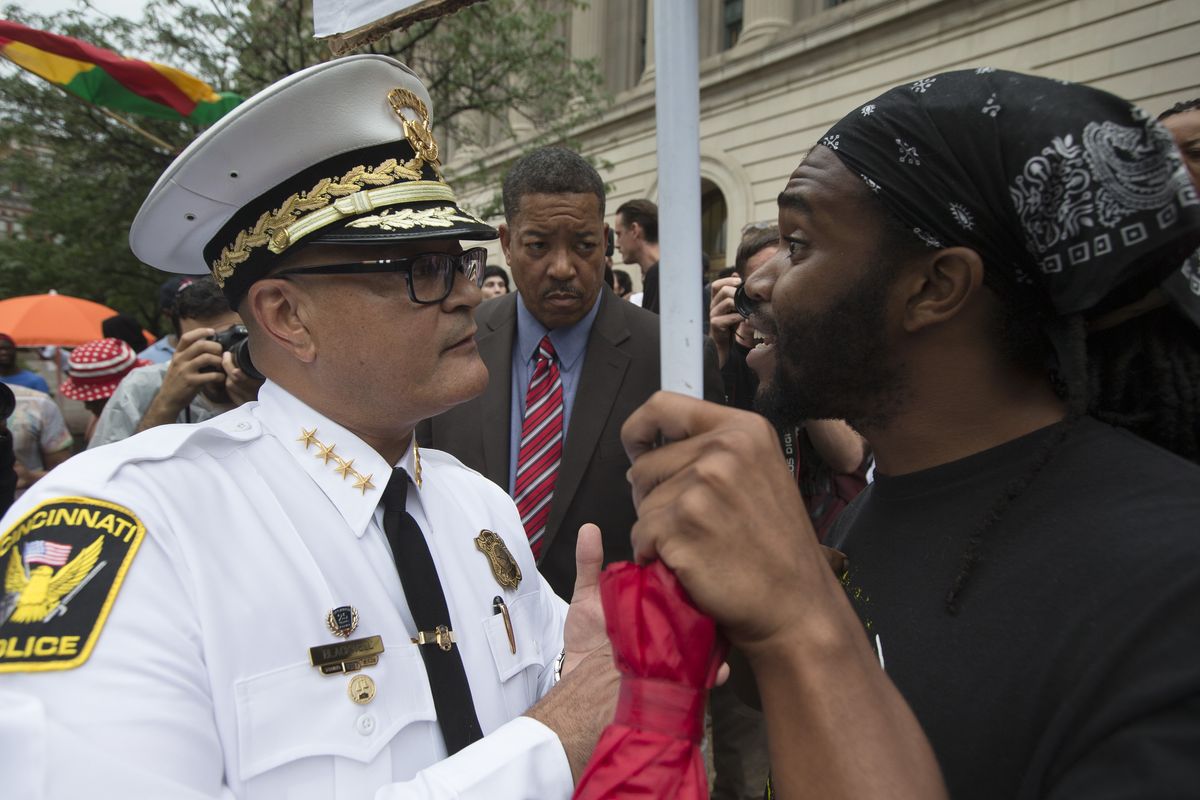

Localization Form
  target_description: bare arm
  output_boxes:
[623,393,947,800]
[22,397,74,484]
[745,582,946,799]
[522,524,619,781]
[524,646,619,782]
[805,419,867,474]
[136,328,225,433]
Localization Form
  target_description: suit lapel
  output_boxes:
[477,296,516,489]
[542,291,631,554]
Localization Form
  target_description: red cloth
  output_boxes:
[573,560,727,800]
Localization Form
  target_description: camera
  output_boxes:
[204,325,264,381]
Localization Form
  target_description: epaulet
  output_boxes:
[415,446,490,481]
[414,446,466,469]
[415,447,513,504]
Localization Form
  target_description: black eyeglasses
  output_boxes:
[275,247,487,305]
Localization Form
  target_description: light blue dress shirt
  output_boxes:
[508,293,602,493]
[137,336,176,364]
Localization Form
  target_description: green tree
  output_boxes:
[0,0,604,332]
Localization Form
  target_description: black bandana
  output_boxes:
[1163,250,1200,328]
[821,68,1200,320]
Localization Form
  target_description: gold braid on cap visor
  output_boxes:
[209,164,457,287]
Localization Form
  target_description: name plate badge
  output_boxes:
[309,635,385,675]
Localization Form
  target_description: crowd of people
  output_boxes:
[1,53,1198,800]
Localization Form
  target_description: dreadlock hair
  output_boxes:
[942,270,1200,610]
[941,270,1200,611]
[1158,98,1200,121]
[942,313,1088,615]
[872,204,1090,615]
[1087,305,1200,463]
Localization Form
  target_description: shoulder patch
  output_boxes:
[0,497,145,672]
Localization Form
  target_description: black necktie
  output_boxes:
[381,467,483,754]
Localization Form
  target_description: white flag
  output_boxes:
[313,0,486,53]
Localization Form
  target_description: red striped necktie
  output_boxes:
[514,334,563,558]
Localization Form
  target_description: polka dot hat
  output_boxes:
[59,338,150,402]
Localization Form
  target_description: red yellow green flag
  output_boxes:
[0,20,242,126]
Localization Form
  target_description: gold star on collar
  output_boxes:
[412,439,423,489]
[315,441,338,465]
[298,427,318,449]
[296,426,378,496]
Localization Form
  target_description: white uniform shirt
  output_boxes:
[0,381,572,799]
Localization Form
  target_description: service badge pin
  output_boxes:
[326,605,359,638]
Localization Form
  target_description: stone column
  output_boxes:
[639,0,655,84]
[736,0,792,47]
[570,1,605,64]
[507,0,536,138]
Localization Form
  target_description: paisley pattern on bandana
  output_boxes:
[819,68,1200,319]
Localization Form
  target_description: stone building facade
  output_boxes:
[448,0,1200,285]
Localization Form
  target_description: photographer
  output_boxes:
[89,278,262,448]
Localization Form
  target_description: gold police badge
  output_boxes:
[474,530,521,590]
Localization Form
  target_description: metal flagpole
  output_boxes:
[653,0,704,398]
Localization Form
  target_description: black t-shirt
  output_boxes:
[828,418,1200,799]
[640,262,659,314]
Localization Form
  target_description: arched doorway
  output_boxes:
[700,178,728,280]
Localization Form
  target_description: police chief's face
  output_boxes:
[501,192,607,330]
[276,239,487,424]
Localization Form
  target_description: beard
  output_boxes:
[755,256,910,434]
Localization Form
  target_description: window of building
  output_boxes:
[723,0,743,50]
[635,0,648,79]
[701,179,728,276]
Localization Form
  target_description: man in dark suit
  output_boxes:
[420,147,661,600]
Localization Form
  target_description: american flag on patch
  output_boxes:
[24,540,72,567]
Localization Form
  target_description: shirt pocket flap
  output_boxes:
[483,592,545,682]
[234,643,435,781]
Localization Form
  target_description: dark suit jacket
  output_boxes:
[419,288,661,599]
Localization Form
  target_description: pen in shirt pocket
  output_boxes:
[493,595,516,654]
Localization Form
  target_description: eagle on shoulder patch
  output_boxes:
[4,536,104,623]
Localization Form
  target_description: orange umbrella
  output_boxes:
[0,291,121,347]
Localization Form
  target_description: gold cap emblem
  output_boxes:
[388,88,440,168]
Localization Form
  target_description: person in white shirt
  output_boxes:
[0,55,616,800]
